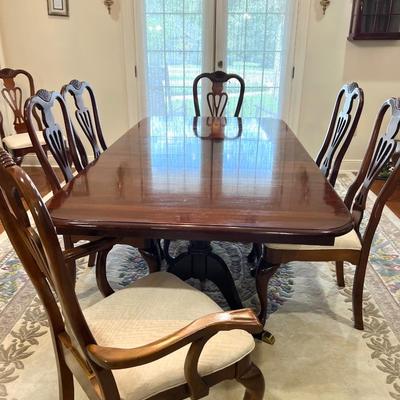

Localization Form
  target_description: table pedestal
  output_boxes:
[163,240,243,310]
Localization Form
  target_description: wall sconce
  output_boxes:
[104,0,114,14]
[320,0,330,14]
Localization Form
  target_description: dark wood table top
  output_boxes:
[48,116,353,244]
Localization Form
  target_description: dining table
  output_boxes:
[48,115,353,340]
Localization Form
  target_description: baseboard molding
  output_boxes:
[340,159,362,172]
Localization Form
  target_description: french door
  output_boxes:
[134,0,297,120]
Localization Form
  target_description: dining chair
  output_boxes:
[24,89,161,294]
[316,82,364,187]
[248,82,364,265]
[0,148,265,400]
[259,97,400,331]
[61,79,107,161]
[0,68,48,164]
[61,79,163,266]
[193,71,245,117]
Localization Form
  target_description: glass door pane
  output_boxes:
[142,0,208,117]
[217,0,295,118]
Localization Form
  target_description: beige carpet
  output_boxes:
[4,256,399,400]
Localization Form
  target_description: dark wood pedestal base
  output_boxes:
[163,240,243,310]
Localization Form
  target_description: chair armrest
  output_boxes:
[63,237,117,263]
[87,308,262,370]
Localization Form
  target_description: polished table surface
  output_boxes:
[48,116,353,245]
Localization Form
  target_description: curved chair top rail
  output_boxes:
[344,97,400,254]
[24,89,88,193]
[61,79,107,160]
[0,67,42,133]
[193,71,245,117]
[316,82,364,187]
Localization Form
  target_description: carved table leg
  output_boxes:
[255,258,280,344]
[164,240,243,310]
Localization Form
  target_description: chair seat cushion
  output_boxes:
[2,132,46,150]
[84,271,255,400]
[266,229,362,252]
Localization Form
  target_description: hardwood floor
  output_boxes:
[0,167,399,235]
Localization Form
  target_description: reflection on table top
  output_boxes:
[48,116,353,244]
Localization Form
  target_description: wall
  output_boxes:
[296,0,400,169]
[0,0,132,156]
[0,0,399,169]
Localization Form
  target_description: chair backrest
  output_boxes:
[61,79,107,160]
[344,97,400,256]
[0,149,119,398]
[193,71,245,117]
[316,82,364,187]
[0,68,42,134]
[24,89,88,194]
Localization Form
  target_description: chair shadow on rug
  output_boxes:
[0,149,265,400]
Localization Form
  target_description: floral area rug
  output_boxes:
[0,173,399,399]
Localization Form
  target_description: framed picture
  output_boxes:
[47,0,69,17]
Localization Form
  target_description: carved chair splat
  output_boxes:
[248,83,364,266]
[0,68,47,164]
[24,89,161,289]
[0,149,265,400]
[61,79,107,161]
[316,82,364,187]
[261,97,400,330]
[193,71,245,117]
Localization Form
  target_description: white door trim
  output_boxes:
[286,0,311,134]
[120,0,310,130]
[121,0,142,124]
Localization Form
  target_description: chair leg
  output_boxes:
[236,362,265,400]
[88,253,97,268]
[96,248,114,297]
[335,261,345,287]
[63,235,77,284]
[352,260,368,330]
[248,243,262,263]
[53,337,74,399]
[256,258,280,326]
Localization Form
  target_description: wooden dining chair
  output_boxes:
[0,68,48,164]
[248,82,364,265]
[0,148,265,400]
[24,89,160,294]
[316,82,364,187]
[259,97,400,331]
[193,71,245,117]
[61,79,107,161]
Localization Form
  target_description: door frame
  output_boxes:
[121,0,310,132]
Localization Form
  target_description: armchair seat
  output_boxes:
[85,271,255,400]
[2,131,46,150]
[267,229,361,252]
[264,229,362,264]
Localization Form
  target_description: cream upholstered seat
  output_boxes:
[266,229,361,252]
[84,271,255,400]
[2,131,46,150]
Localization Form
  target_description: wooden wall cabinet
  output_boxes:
[349,0,400,40]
